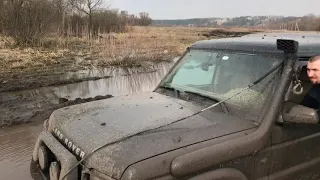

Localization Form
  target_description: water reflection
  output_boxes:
[54,62,173,100]
[15,62,172,101]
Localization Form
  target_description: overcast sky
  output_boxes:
[109,0,319,19]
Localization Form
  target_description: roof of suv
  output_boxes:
[190,32,320,57]
[242,32,320,39]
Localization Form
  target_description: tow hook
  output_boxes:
[293,82,303,95]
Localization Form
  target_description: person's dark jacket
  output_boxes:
[300,84,320,120]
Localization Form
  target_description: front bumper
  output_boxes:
[32,131,78,180]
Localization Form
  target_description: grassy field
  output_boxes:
[0,26,262,92]
[0,26,262,72]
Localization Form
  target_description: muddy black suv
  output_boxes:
[31,33,320,180]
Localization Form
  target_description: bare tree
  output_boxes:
[69,0,109,37]
[1,0,56,45]
[138,12,152,26]
[53,0,67,34]
[317,23,320,32]
[0,0,4,33]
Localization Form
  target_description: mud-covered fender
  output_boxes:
[188,168,248,180]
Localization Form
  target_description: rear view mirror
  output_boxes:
[201,63,209,71]
[281,102,319,124]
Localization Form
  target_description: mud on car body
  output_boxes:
[30,34,320,180]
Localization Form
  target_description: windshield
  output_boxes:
[160,49,283,120]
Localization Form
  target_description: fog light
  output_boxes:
[49,161,61,180]
[38,145,49,170]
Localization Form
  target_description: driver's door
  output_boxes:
[266,122,320,180]
[265,68,320,180]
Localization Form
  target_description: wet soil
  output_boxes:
[0,71,112,93]
[202,29,259,38]
[0,93,113,127]
[0,59,161,93]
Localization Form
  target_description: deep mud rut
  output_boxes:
[0,61,174,180]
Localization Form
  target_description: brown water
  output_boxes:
[0,122,43,180]
[0,62,174,180]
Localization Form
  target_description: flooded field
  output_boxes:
[0,61,174,180]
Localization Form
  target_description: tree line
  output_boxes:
[0,0,153,45]
[152,15,320,32]
[266,14,320,31]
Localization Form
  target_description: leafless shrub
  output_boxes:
[0,0,153,46]
[69,0,104,38]
[137,12,153,26]
[1,0,56,46]
[64,9,153,38]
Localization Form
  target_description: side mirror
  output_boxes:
[281,102,319,124]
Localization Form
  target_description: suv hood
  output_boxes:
[47,92,256,178]
[48,92,200,155]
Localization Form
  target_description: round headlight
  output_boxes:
[49,162,61,180]
[38,145,49,170]
[43,119,49,131]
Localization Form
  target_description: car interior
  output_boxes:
[286,61,312,104]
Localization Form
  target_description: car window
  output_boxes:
[171,51,218,86]
[166,50,281,96]
[162,49,283,121]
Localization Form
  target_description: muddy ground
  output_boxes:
[0,94,113,127]
[202,29,261,38]
[0,70,110,92]
[0,55,162,93]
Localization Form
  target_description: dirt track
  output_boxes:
[0,93,113,127]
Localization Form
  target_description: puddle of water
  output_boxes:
[0,122,43,180]
[65,56,179,82]
[54,62,173,100]
[0,61,175,179]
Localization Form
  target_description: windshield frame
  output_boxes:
[155,48,284,102]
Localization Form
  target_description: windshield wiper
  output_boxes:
[182,90,230,113]
[158,85,181,98]
[182,90,220,103]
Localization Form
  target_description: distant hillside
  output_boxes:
[153,18,221,27]
[152,15,320,31]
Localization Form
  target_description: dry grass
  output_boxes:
[0,40,69,73]
[0,26,262,73]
